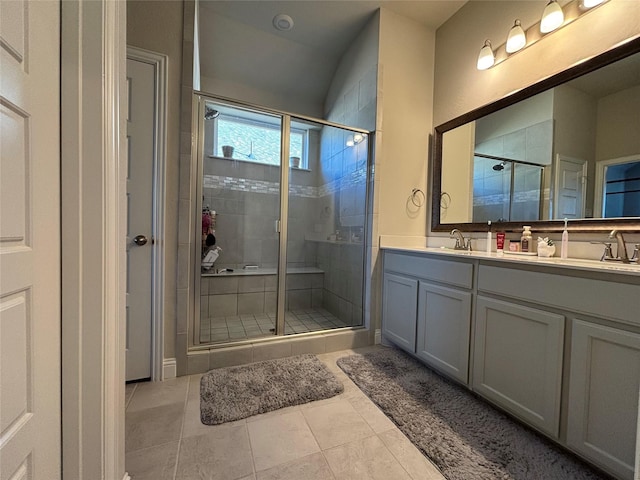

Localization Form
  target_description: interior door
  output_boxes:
[125,58,154,381]
[1,1,62,478]
[554,155,587,219]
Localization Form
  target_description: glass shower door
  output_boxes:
[283,119,368,334]
[196,98,283,344]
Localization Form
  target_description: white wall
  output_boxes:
[434,1,640,126]
[127,0,183,359]
[441,122,474,223]
[596,85,640,161]
[376,8,436,238]
[198,7,332,117]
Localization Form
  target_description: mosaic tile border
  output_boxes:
[203,167,367,199]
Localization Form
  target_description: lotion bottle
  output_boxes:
[521,226,532,252]
[561,218,569,259]
[486,221,492,254]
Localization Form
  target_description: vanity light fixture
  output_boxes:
[540,0,564,33]
[477,40,495,70]
[506,20,526,53]
[581,0,605,8]
[476,0,608,71]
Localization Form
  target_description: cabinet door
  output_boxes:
[473,296,565,437]
[567,320,640,480]
[416,282,471,384]
[382,273,418,353]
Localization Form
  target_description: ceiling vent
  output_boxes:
[272,14,294,31]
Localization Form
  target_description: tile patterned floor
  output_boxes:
[125,346,446,480]
[199,308,350,343]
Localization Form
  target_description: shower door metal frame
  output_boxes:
[191,92,371,348]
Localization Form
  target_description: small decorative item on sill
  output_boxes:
[290,156,301,168]
[537,237,556,257]
[222,145,234,158]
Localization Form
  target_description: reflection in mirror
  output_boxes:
[433,38,640,231]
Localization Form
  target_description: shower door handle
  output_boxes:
[133,234,148,246]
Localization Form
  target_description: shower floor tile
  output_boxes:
[200,308,354,345]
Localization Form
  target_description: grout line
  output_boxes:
[172,374,192,480]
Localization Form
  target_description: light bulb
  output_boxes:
[541,0,564,33]
[346,135,355,147]
[353,133,364,144]
[477,40,495,70]
[506,20,526,53]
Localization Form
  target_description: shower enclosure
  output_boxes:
[193,95,369,346]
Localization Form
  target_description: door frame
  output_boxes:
[61,1,128,478]
[126,46,168,381]
[593,154,640,218]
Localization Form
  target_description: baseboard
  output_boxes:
[163,358,177,379]
[374,329,382,344]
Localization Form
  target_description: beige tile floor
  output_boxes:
[125,346,446,480]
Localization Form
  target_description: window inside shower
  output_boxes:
[194,97,369,345]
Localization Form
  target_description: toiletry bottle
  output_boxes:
[561,218,569,259]
[521,226,532,252]
[486,221,492,254]
[496,232,505,256]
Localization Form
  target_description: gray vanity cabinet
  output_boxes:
[567,320,640,480]
[383,251,474,379]
[382,272,418,353]
[416,282,471,383]
[473,296,565,437]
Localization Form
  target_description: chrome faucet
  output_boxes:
[607,230,630,264]
[450,229,471,251]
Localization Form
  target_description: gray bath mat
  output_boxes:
[337,348,609,480]
[200,354,344,425]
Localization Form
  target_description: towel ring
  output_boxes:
[411,188,425,207]
[440,192,451,210]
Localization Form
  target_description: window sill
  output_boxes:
[208,155,311,172]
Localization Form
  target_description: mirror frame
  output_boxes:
[431,36,640,233]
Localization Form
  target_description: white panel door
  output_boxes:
[0,1,61,478]
[125,58,154,381]
[554,155,586,219]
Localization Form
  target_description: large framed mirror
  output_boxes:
[432,37,640,233]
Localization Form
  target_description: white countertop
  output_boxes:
[382,245,640,277]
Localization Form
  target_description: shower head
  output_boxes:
[204,107,220,120]
[493,162,506,171]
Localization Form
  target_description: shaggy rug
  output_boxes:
[337,348,609,480]
[200,354,343,425]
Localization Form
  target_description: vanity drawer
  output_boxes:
[478,265,640,326]
[384,252,473,289]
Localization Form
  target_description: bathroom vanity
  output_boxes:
[381,247,640,480]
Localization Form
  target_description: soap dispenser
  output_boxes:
[561,218,569,259]
[521,226,532,252]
